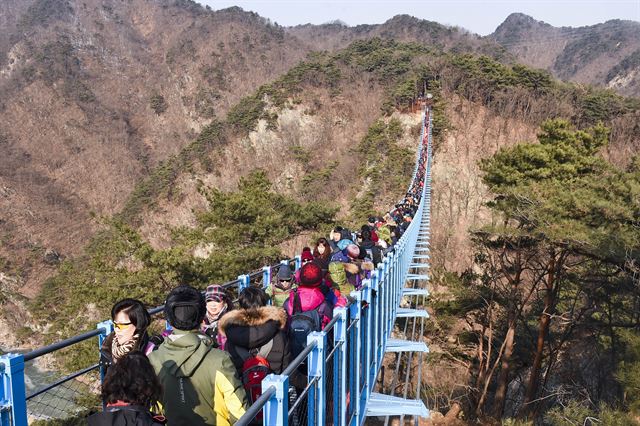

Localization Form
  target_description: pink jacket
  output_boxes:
[284,286,333,329]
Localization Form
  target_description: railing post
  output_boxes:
[384,253,393,340]
[360,281,372,424]
[349,290,362,425]
[237,274,250,292]
[262,375,288,426]
[380,256,388,345]
[0,362,8,426]
[369,271,380,390]
[333,307,348,426]
[97,320,113,411]
[97,320,113,384]
[0,353,27,426]
[307,331,326,426]
[262,266,271,289]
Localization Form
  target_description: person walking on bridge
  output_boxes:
[149,285,248,426]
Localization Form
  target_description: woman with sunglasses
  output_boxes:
[100,298,152,373]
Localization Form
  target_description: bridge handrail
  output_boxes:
[235,107,432,425]
[21,258,297,363]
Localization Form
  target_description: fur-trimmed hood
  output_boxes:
[219,306,287,336]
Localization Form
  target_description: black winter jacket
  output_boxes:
[88,405,165,426]
[360,240,382,266]
[219,306,290,374]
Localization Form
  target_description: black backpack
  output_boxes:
[288,290,321,359]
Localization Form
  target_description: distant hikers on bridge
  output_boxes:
[87,119,431,425]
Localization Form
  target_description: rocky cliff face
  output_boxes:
[490,13,640,97]
[0,0,309,294]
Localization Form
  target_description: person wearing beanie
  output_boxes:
[327,244,366,295]
[148,285,248,426]
[300,247,314,264]
[294,247,315,283]
[200,285,234,349]
[266,263,297,307]
[284,263,333,329]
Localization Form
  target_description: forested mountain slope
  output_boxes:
[490,13,640,97]
[0,0,309,294]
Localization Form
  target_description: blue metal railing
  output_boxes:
[237,107,432,425]
[0,106,432,426]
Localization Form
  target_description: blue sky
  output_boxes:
[197,0,640,35]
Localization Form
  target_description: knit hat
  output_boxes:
[345,244,360,259]
[164,285,206,330]
[337,239,351,250]
[277,264,293,281]
[205,285,227,302]
[301,247,314,262]
[299,263,323,287]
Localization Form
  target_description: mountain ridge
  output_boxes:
[489,12,640,97]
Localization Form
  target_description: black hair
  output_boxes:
[101,351,162,409]
[111,299,151,334]
[358,246,367,260]
[164,285,206,330]
[340,228,352,241]
[361,229,372,241]
[334,226,343,233]
[238,287,268,309]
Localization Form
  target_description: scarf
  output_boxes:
[111,333,139,362]
[274,280,294,291]
[203,306,228,333]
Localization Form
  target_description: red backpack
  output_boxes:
[237,340,274,418]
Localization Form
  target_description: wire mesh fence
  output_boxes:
[288,376,316,426]
[324,341,336,425]
[346,314,358,425]
[26,362,100,425]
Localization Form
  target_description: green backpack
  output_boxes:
[329,262,352,294]
[377,226,392,245]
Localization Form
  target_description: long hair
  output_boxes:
[313,237,332,261]
[101,351,162,408]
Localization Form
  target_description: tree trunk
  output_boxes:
[522,252,556,417]
[492,317,516,418]
[491,246,523,419]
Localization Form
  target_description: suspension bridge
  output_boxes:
[0,106,434,426]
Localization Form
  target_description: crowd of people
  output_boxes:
[89,123,430,426]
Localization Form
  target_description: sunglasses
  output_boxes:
[113,321,132,330]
